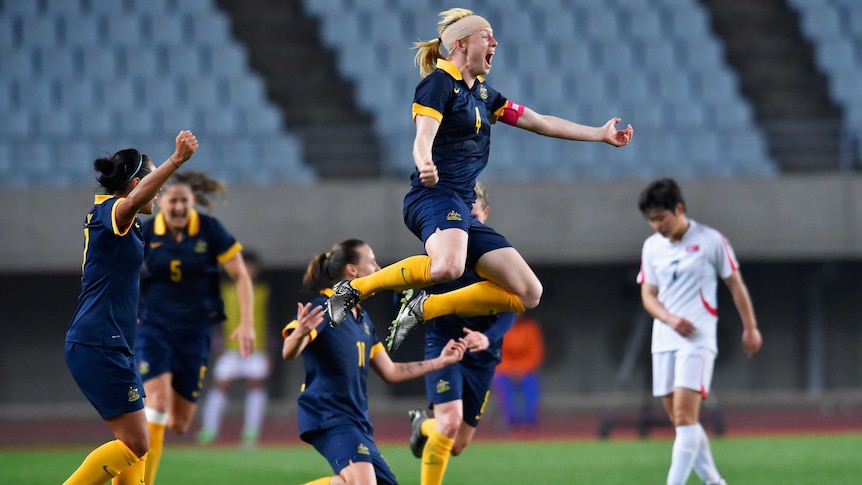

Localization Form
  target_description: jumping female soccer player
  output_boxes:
[326,8,633,351]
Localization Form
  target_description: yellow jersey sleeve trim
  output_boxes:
[217,242,243,264]
[111,197,132,236]
[413,103,442,123]
[491,105,506,124]
[370,342,385,359]
[282,320,318,341]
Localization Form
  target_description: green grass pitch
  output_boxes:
[2,434,860,484]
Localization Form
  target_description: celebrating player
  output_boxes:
[325,8,633,351]
[64,131,198,485]
[637,178,763,485]
[283,239,467,485]
[134,171,255,484]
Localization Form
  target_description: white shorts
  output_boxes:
[212,350,270,382]
[652,346,716,398]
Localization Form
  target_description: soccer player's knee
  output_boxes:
[430,261,465,283]
[521,281,543,309]
[124,437,149,458]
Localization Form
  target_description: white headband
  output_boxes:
[440,15,492,55]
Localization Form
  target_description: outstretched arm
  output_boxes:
[371,339,467,384]
[724,271,763,357]
[515,108,633,147]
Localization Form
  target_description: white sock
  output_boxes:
[145,407,169,425]
[201,388,227,434]
[693,423,722,484]
[667,424,700,485]
[242,388,267,438]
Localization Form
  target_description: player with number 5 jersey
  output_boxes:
[134,171,256,485]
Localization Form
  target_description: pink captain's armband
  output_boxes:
[498,100,525,125]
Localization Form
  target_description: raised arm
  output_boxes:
[371,339,466,384]
[282,303,325,360]
[115,130,198,227]
[723,270,763,357]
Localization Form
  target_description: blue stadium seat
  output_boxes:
[61,14,102,48]
[206,43,249,76]
[0,48,37,81]
[143,13,187,45]
[76,108,116,137]
[1,0,40,16]
[713,101,753,128]
[19,16,61,49]
[16,78,56,111]
[639,40,678,71]
[56,79,96,110]
[799,8,842,41]
[814,39,855,72]
[240,106,283,134]
[189,12,233,45]
[201,109,239,137]
[0,17,17,49]
[165,47,205,77]
[36,109,75,136]
[79,46,120,81]
[100,80,139,110]
[37,47,77,80]
[117,109,156,135]
[585,10,619,39]
[224,75,268,106]
[104,15,144,47]
[0,111,33,137]
[627,8,663,40]
[141,78,179,111]
[182,76,222,110]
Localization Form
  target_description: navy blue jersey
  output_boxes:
[411,59,508,204]
[138,209,241,329]
[66,195,144,350]
[285,290,383,438]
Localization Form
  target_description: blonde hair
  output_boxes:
[413,8,481,78]
[474,180,489,210]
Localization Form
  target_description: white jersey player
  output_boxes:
[636,178,762,485]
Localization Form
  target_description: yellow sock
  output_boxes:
[301,478,333,485]
[420,431,453,485]
[144,421,166,484]
[113,452,147,485]
[351,255,432,297]
[423,280,526,321]
[421,418,436,437]
[63,439,139,485]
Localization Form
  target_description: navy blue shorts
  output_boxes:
[303,425,398,485]
[423,334,496,428]
[65,342,145,420]
[403,187,511,267]
[134,321,211,402]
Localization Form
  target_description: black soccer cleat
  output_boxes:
[325,280,361,327]
[385,289,429,351]
[408,408,429,458]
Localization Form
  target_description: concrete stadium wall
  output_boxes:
[1,173,860,272]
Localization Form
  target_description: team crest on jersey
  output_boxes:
[127,386,141,403]
[138,360,150,375]
[446,210,462,221]
[686,245,700,252]
[364,322,371,336]
[436,379,451,394]
[479,84,488,99]
[357,443,370,455]
[194,240,208,253]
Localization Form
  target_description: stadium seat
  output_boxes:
[0,48,37,81]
